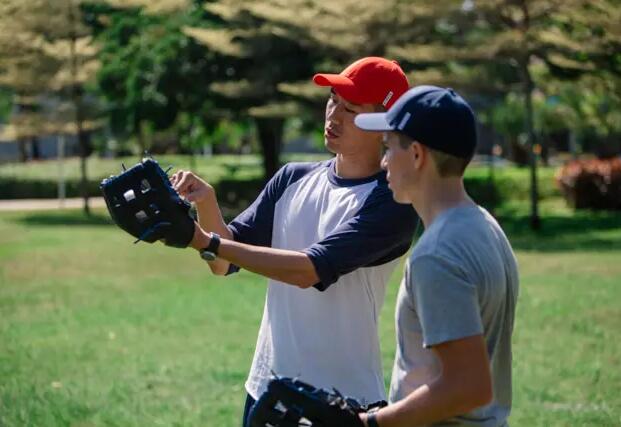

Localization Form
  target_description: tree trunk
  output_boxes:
[255,117,284,181]
[18,139,28,162]
[78,131,90,213]
[540,137,549,166]
[68,0,90,215]
[569,131,579,159]
[518,0,540,230]
[507,136,529,166]
[137,119,147,155]
[522,61,540,230]
[30,137,41,159]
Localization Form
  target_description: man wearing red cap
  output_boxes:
[171,57,418,426]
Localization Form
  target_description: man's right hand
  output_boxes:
[170,170,213,204]
[170,169,232,276]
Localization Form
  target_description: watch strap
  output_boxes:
[366,410,380,427]
[204,232,221,254]
[200,232,221,261]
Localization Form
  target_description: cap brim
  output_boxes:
[354,113,394,132]
[312,73,353,88]
[313,74,368,104]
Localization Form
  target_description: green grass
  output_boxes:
[1,207,620,426]
[0,154,331,183]
[0,154,553,184]
[0,154,559,204]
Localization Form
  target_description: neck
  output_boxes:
[411,176,473,228]
[334,151,382,179]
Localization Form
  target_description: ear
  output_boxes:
[411,142,426,169]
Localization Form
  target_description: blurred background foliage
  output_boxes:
[0,0,620,220]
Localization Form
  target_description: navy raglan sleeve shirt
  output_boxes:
[303,185,418,291]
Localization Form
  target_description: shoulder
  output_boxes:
[417,206,483,248]
[434,206,504,252]
[363,178,402,208]
[266,160,330,194]
[280,160,329,176]
[410,253,463,275]
[273,160,329,185]
[361,182,419,226]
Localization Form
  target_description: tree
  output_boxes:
[552,74,621,157]
[0,0,100,214]
[93,0,446,179]
[387,0,619,229]
[182,1,321,179]
[183,0,457,179]
[0,2,61,162]
[84,1,225,159]
[0,88,11,122]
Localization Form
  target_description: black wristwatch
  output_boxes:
[366,409,380,427]
[199,232,221,261]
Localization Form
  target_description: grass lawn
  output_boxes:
[0,154,332,185]
[0,154,558,202]
[0,154,554,185]
[1,206,620,426]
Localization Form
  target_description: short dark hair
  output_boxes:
[428,148,472,177]
[396,132,413,149]
[396,133,472,177]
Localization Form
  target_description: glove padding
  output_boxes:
[250,376,384,427]
[101,158,195,248]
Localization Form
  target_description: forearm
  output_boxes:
[194,190,233,275]
[369,375,491,427]
[191,229,319,288]
[219,239,319,287]
[194,190,231,238]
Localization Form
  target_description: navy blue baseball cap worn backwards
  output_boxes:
[355,85,478,159]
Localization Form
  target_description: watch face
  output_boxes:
[200,250,216,261]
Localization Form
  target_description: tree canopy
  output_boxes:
[1,0,619,207]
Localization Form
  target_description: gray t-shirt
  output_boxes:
[389,205,519,427]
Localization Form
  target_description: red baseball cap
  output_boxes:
[312,57,409,109]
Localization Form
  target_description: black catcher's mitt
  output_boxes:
[250,376,385,427]
[100,158,195,248]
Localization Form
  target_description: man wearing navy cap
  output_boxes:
[355,86,519,427]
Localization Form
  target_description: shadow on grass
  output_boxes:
[498,211,621,252]
[13,211,113,227]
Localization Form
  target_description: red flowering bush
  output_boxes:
[556,157,621,210]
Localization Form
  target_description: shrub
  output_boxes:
[0,178,102,199]
[464,177,501,209]
[0,156,562,216]
[556,158,621,210]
